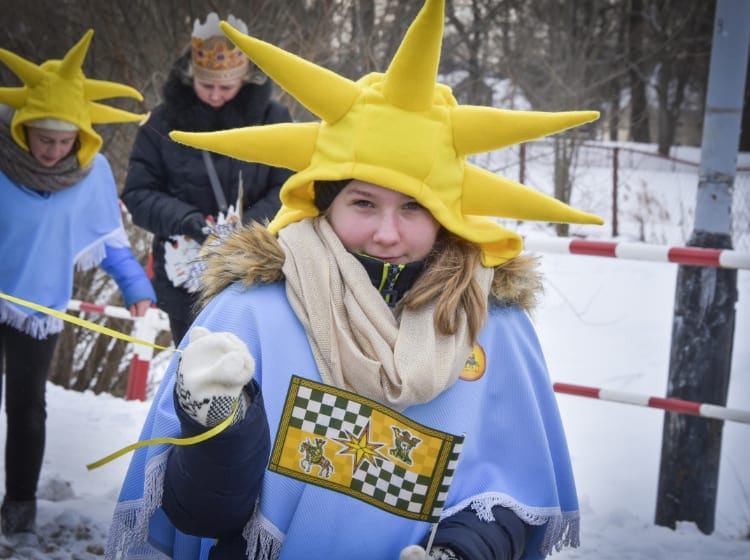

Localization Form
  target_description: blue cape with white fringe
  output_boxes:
[0,153,130,338]
[107,281,579,560]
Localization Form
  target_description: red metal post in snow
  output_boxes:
[126,356,151,402]
[124,308,167,401]
[67,300,170,401]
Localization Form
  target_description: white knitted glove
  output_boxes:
[176,326,255,427]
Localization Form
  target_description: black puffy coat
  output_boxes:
[122,53,293,324]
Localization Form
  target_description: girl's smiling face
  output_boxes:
[326,180,440,264]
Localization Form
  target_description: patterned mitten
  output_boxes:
[427,547,461,560]
[399,546,461,560]
[176,326,255,427]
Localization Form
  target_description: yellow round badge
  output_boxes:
[460,344,486,381]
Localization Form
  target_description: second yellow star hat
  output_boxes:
[170,0,604,266]
[0,29,145,168]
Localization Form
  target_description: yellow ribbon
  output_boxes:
[1,291,238,468]
[0,291,173,352]
[86,401,239,470]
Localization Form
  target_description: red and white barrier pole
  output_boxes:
[524,236,750,270]
[67,300,170,401]
[125,308,168,401]
[67,300,133,320]
[554,382,750,425]
[66,301,750,419]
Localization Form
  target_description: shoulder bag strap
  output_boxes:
[202,150,228,214]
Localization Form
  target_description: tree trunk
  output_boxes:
[627,0,651,142]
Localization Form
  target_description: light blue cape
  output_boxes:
[107,282,579,560]
[0,153,130,337]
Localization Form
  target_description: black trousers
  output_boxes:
[0,324,59,501]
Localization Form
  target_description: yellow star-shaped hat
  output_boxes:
[170,0,604,266]
[0,29,145,168]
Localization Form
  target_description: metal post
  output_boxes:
[612,146,619,237]
[655,0,750,534]
[125,307,164,401]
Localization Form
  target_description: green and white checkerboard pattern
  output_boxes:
[289,383,372,438]
[350,438,463,519]
[275,376,465,522]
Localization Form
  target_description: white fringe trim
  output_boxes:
[105,449,287,560]
[439,492,580,557]
[75,227,130,271]
[0,300,63,338]
[103,477,577,559]
[243,510,284,560]
[105,453,169,560]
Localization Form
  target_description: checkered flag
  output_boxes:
[269,376,464,523]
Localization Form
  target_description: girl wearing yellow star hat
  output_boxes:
[0,30,156,539]
[109,1,600,558]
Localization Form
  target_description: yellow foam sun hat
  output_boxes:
[0,29,145,168]
[170,0,604,266]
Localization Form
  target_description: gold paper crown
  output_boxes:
[191,13,249,83]
[171,0,604,266]
[0,30,144,168]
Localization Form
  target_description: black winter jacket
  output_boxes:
[162,382,270,559]
[121,53,293,323]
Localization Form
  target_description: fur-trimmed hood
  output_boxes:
[197,223,543,313]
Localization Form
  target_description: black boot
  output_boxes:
[0,499,36,534]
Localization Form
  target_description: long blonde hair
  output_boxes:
[400,230,487,342]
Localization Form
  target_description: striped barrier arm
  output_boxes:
[554,382,750,425]
[524,236,750,270]
[67,299,134,320]
[66,300,749,416]
[67,300,171,400]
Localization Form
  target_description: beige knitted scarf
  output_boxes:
[278,218,493,410]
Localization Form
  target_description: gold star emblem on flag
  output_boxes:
[335,422,387,474]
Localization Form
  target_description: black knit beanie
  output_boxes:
[313,179,351,212]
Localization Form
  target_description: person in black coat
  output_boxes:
[121,12,293,345]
